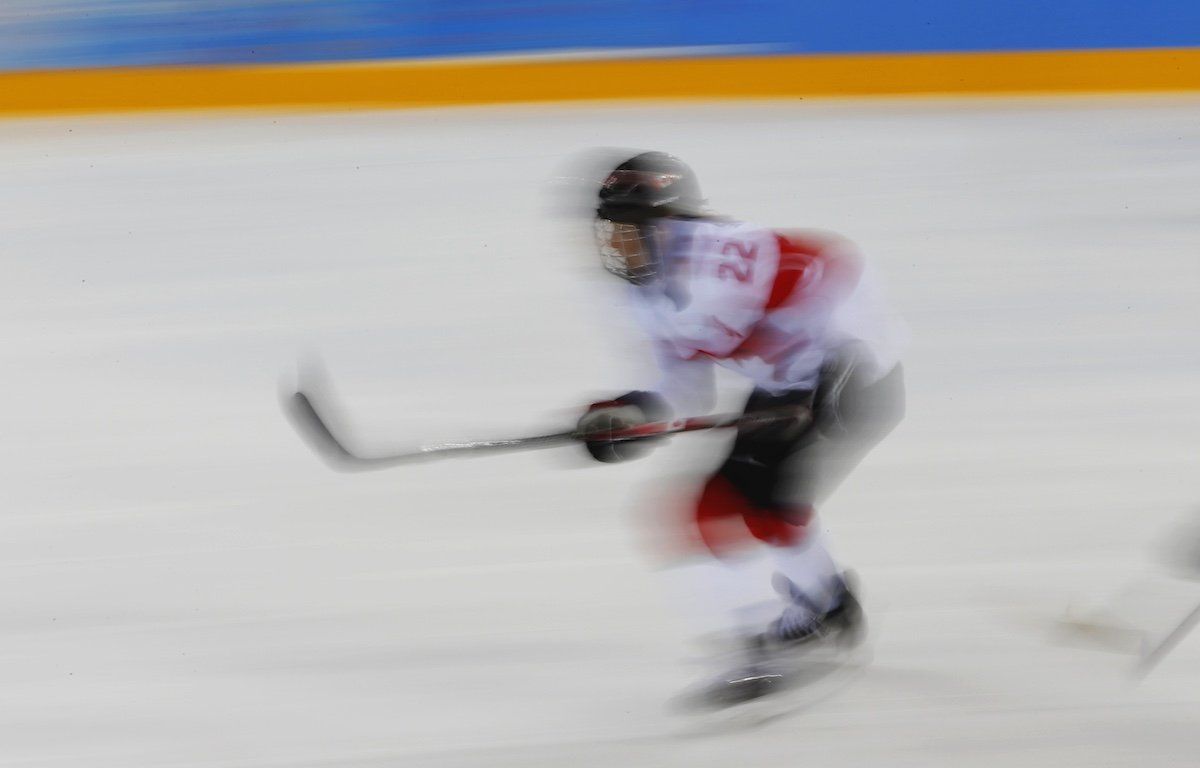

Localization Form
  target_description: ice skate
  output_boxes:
[766,571,866,651]
[676,574,868,713]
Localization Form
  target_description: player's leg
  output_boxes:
[803,353,906,505]
[673,377,898,708]
[763,358,904,643]
[720,359,904,643]
[766,355,903,620]
[692,388,851,640]
[698,386,816,554]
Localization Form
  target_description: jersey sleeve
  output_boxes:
[769,229,864,310]
[769,230,907,382]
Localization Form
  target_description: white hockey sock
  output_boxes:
[660,550,779,639]
[768,523,842,615]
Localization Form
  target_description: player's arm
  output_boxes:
[772,229,864,308]
[652,341,716,416]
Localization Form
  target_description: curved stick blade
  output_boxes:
[284,390,369,471]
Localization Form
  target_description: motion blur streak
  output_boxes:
[1,98,1198,766]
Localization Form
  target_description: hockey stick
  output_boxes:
[1133,512,1200,677]
[285,388,806,472]
[1135,600,1200,677]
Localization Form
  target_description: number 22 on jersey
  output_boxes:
[716,240,757,283]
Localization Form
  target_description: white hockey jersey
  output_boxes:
[629,218,907,414]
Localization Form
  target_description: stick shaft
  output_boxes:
[1137,600,1200,676]
[286,390,807,471]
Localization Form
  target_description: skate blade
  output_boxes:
[669,643,872,727]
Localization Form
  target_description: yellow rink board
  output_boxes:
[2,47,1199,115]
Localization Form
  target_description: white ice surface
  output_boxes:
[1,97,1198,767]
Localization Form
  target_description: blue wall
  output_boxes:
[2,0,1197,72]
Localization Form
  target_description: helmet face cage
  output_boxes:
[592,152,702,285]
[594,217,658,285]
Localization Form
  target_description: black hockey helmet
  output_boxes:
[594,152,704,284]
[596,151,704,224]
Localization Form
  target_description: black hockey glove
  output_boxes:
[577,390,670,464]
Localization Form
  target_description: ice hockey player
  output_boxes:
[576,151,907,701]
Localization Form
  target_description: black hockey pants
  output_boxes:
[716,362,906,516]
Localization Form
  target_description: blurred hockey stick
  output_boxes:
[1135,600,1200,677]
[1054,511,1200,679]
[1134,511,1200,677]
[284,375,807,472]
[1053,586,1200,677]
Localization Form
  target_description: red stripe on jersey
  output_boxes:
[767,231,863,310]
[766,234,817,310]
[687,231,863,363]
